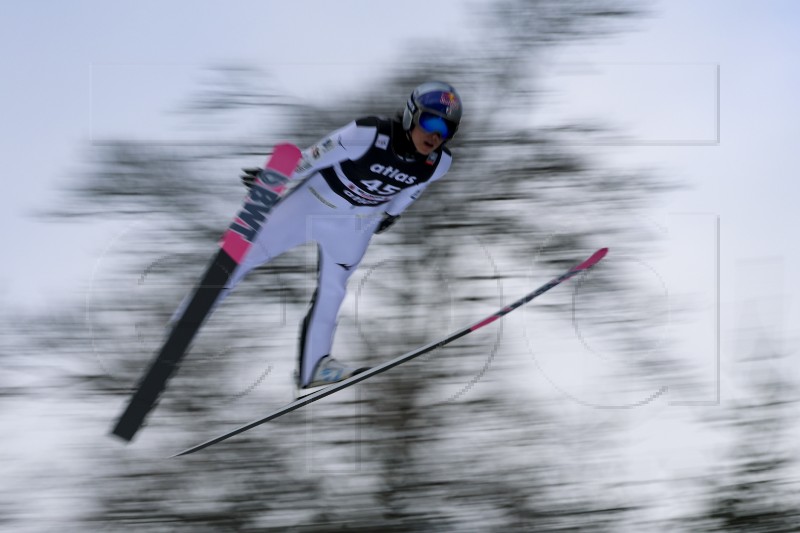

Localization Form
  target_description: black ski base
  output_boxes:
[111,249,237,442]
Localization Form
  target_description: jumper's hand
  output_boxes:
[240,167,261,189]
[375,213,399,234]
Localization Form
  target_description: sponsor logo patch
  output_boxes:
[297,137,337,173]
[368,163,417,185]
[441,92,460,115]
[229,174,284,242]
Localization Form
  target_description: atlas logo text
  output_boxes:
[369,164,417,184]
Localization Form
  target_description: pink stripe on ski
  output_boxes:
[221,230,250,264]
[576,248,608,271]
[470,315,500,331]
[266,143,302,175]
[220,143,302,264]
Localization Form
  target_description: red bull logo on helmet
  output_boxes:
[440,92,460,115]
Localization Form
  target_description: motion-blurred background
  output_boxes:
[1,1,798,531]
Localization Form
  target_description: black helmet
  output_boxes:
[402,81,463,140]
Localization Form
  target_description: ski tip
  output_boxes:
[109,429,134,444]
[111,418,141,443]
[266,143,303,176]
[171,445,202,458]
[579,247,609,270]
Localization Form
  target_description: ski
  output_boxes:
[111,144,302,442]
[172,247,608,457]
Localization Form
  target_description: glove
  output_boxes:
[240,167,262,189]
[375,213,399,234]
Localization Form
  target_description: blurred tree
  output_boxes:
[13,0,700,531]
[683,341,800,532]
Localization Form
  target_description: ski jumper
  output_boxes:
[223,116,452,386]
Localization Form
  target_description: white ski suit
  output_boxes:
[224,116,452,386]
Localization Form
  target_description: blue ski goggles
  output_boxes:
[417,112,457,139]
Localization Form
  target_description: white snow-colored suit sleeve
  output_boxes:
[291,121,374,180]
[200,120,454,388]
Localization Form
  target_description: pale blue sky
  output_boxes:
[549,0,800,353]
[1,0,798,351]
[2,4,799,526]
[0,0,475,309]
